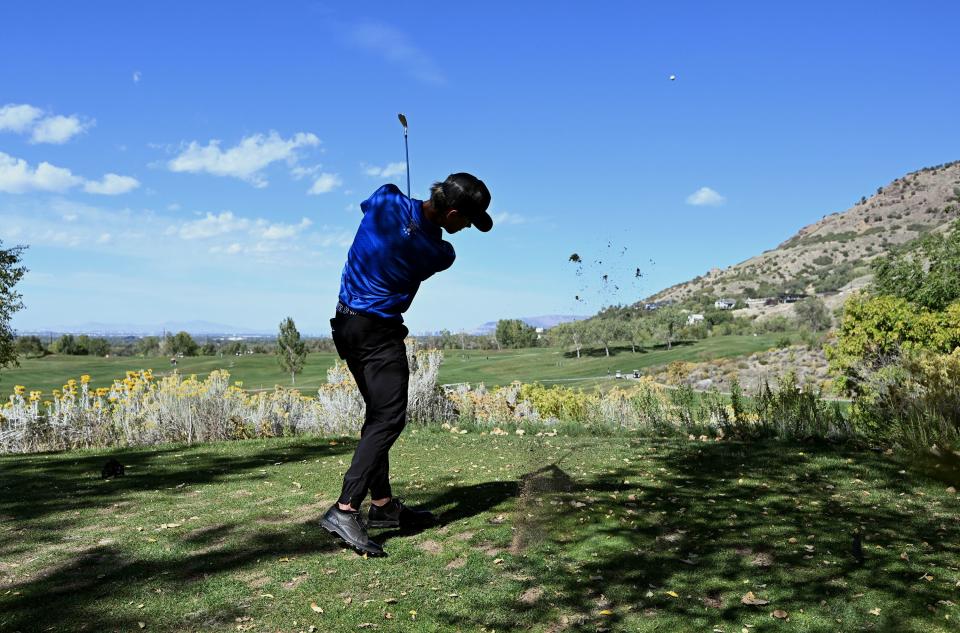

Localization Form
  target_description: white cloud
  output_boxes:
[348,23,444,84]
[363,161,406,178]
[259,218,313,240]
[491,212,526,226]
[97,233,112,244]
[308,172,343,194]
[167,203,181,211]
[167,131,320,187]
[133,70,141,83]
[685,186,726,206]
[179,211,250,239]
[30,114,93,144]
[83,173,141,195]
[0,151,83,193]
[0,104,43,133]
[291,164,323,180]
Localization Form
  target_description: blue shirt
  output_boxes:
[338,184,456,320]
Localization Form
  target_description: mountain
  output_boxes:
[646,160,960,307]
[471,314,587,335]
[22,321,273,336]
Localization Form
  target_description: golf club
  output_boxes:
[397,113,411,200]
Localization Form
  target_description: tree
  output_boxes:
[52,334,79,355]
[200,341,217,356]
[552,320,586,359]
[169,331,199,356]
[14,335,45,358]
[626,318,650,353]
[136,336,160,356]
[0,241,27,374]
[494,319,537,349]
[794,296,832,332]
[588,319,627,357]
[653,306,686,350]
[872,220,960,311]
[276,317,307,384]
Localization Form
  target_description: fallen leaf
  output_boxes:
[598,609,614,616]
[772,609,788,619]
[665,591,679,598]
[259,593,274,599]
[384,598,397,604]
[310,602,324,613]
[138,623,145,629]
[741,592,770,606]
[869,608,881,616]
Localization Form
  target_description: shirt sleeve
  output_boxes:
[360,184,403,215]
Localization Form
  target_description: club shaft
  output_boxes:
[404,129,411,199]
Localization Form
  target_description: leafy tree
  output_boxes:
[0,241,27,374]
[794,296,832,331]
[276,317,307,384]
[551,320,586,359]
[136,336,160,356]
[223,341,247,356]
[626,318,649,353]
[652,306,686,350]
[200,341,217,356]
[494,319,537,349]
[588,318,627,357]
[826,293,960,395]
[169,331,199,356]
[78,336,110,357]
[14,335,46,358]
[872,219,960,310]
[52,334,79,355]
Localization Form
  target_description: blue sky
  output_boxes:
[2,1,958,335]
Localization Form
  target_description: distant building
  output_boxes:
[778,293,808,304]
[643,300,675,311]
[745,298,768,308]
[535,327,544,340]
[687,313,705,325]
[714,298,736,310]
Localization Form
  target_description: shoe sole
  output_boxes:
[320,518,386,557]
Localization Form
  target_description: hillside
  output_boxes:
[648,160,960,306]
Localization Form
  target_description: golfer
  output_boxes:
[321,172,492,556]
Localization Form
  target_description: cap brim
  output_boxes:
[471,210,493,232]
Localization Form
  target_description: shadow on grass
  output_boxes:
[0,437,357,559]
[2,439,957,632]
[431,440,960,632]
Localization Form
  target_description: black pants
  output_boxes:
[330,311,409,509]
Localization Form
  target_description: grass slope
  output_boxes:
[1,430,957,632]
[1,333,791,396]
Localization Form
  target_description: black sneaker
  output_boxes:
[367,497,435,529]
[320,505,385,557]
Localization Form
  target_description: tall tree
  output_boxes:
[276,316,307,384]
[653,306,686,350]
[495,319,537,349]
[0,241,27,376]
[169,331,199,356]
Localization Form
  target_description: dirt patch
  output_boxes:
[282,572,309,590]
[445,557,467,569]
[453,530,474,541]
[417,539,443,554]
[242,574,271,590]
[519,586,544,605]
[751,552,775,567]
[702,593,724,609]
[476,543,502,557]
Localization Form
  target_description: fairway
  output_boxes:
[1,334,791,397]
[1,429,956,632]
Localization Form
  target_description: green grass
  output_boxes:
[1,334,791,396]
[1,429,958,632]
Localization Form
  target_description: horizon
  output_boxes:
[2,2,959,334]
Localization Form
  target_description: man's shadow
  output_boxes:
[371,479,518,544]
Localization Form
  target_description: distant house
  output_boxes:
[714,298,736,310]
[745,298,768,308]
[687,313,705,326]
[644,300,675,311]
[779,293,808,304]
[535,327,544,340]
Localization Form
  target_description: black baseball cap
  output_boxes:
[440,172,493,232]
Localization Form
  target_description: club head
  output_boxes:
[397,113,408,129]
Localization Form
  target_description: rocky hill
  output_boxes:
[648,160,960,306]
